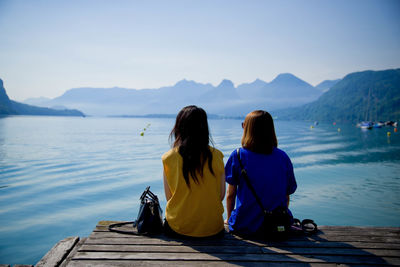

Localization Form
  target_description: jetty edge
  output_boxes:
[26,221,400,266]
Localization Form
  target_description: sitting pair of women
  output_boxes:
[162,105,297,238]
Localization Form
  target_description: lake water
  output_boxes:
[0,116,399,265]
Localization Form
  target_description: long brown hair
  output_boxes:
[241,110,278,154]
[169,105,214,187]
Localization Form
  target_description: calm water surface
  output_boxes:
[0,116,399,264]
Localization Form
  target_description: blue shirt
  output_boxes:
[225,147,297,235]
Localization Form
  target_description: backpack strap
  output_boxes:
[236,148,269,215]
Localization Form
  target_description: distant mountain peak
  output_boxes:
[274,73,300,81]
[252,78,267,86]
[315,79,341,92]
[217,79,234,88]
[270,73,313,88]
[175,79,198,87]
[277,73,294,77]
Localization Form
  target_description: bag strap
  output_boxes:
[236,148,268,215]
[140,186,160,204]
[108,221,140,235]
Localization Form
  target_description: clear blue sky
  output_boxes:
[1,0,399,101]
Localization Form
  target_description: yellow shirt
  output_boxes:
[162,146,224,237]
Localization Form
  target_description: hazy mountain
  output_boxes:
[30,80,215,116]
[236,79,269,99]
[237,74,321,100]
[0,78,85,117]
[263,73,321,99]
[315,79,341,92]
[276,69,400,123]
[22,73,327,116]
[0,79,16,114]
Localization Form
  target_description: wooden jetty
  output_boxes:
[34,221,400,266]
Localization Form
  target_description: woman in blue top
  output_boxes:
[225,110,297,236]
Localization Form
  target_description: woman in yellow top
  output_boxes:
[162,105,225,238]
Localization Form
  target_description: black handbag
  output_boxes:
[136,186,163,234]
[108,186,163,235]
[236,148,292,239]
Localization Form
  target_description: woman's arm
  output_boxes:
[286,195,290,207]
[225,184,237,223]
[220,171,226,201]
[163,171,172,201]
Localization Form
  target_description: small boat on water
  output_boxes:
[359,121,373,129]
[357,121,397,129]
[385,121,398,127]
[373,122,385,128]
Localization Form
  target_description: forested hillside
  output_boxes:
[276,69,400,123]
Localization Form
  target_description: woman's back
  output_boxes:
[225,147,296,235]
[163,105,225,238]
[163,146,224,237]
[225,110,297,236]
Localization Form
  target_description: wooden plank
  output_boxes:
[89,230,400,244]
[83,235,400,250]
[79,243,400,257]
[84,237,254,246]
[71,251,400,265]
[36,236,79,267]
[319,226,400,232]
[98,222,400,235]
[262,246,400,257]
[67,260,338,267]
[71,251,324,262]
[94,226,238,239]
[79,244,263,254]
[88,236,400,249]
[89,231,238,240]
[98,221,400,232]
[87,233,400,249]
[304,234,400,243]
[257,240,400,249]
[60,238,86,267]
[317,229,400,236]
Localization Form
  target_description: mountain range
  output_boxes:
[24,73,327,116]
[7,68,399,122]
[0,79,85,117]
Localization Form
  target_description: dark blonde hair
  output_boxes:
[169,105,214,187]
[241,110,278,154]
